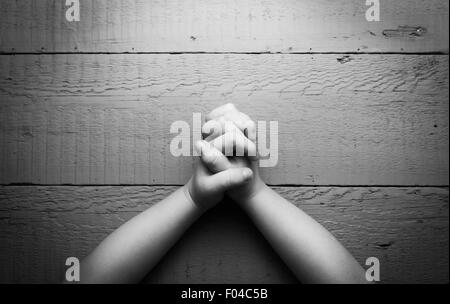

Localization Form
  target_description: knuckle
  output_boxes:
[225,103,235,110]
[218,116,227,125]
[234,119,244,129]
[241,113,251,120]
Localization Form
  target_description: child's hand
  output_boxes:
[202,104,267,204]
[185,141,253,211]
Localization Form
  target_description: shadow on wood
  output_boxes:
[143,198,299,284]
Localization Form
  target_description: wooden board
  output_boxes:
[0,186,447,283]
[0,54,448,185]
[0,0,448,53]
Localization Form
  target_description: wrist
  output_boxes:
[182,181,205,215]
[239,183,270,210]
[232,179,268,206]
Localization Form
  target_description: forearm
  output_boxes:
[240,185,367,284]
[80,186,202,283]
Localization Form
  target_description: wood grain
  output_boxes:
[0,186,447,283]
[0,54,448,185]
[0,0,448,53]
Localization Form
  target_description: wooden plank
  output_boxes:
[0,0,448,53]
[0,186,447,283]
[0,107,4,184]
[0,54,448,185]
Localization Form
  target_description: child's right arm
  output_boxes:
[204,104,368,284]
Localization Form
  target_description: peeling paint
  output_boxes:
[376,241,395,249]
[337,55,353,64]
[382,26,427,38]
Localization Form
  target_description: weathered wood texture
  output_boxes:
[0,186,447,283]
[0,54,448,185]
[0,0,448,53]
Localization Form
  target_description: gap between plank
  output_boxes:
[0,51,448,55]
[1,183,449,188]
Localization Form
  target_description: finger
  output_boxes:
[243,120,257,142]
[202,116,235,141]
[218,124,258,159]
[201,119,222,141]
[195,140,231,173]
[206,168,253,192]
[210,128,258,160]
[223,111,252,133]
[205,103,237,121]
[204,111,256,143]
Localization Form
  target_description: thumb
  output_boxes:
[207,168,253,192]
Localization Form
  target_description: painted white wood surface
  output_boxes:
[0,54,448,185]
[0,0,448,53]
[0,0,448,284]
[0,186,447,283]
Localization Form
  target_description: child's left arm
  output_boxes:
[78,142,252,283]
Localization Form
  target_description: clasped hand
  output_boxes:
[185,103,266,211]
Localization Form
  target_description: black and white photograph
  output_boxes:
[0,0,448,290]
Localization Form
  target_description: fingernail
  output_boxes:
[242,168,253,180]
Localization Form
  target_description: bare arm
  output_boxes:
[79,141,252,284]
[80,186,201,284]
[204,103,367,284]
[239,184,367,284]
